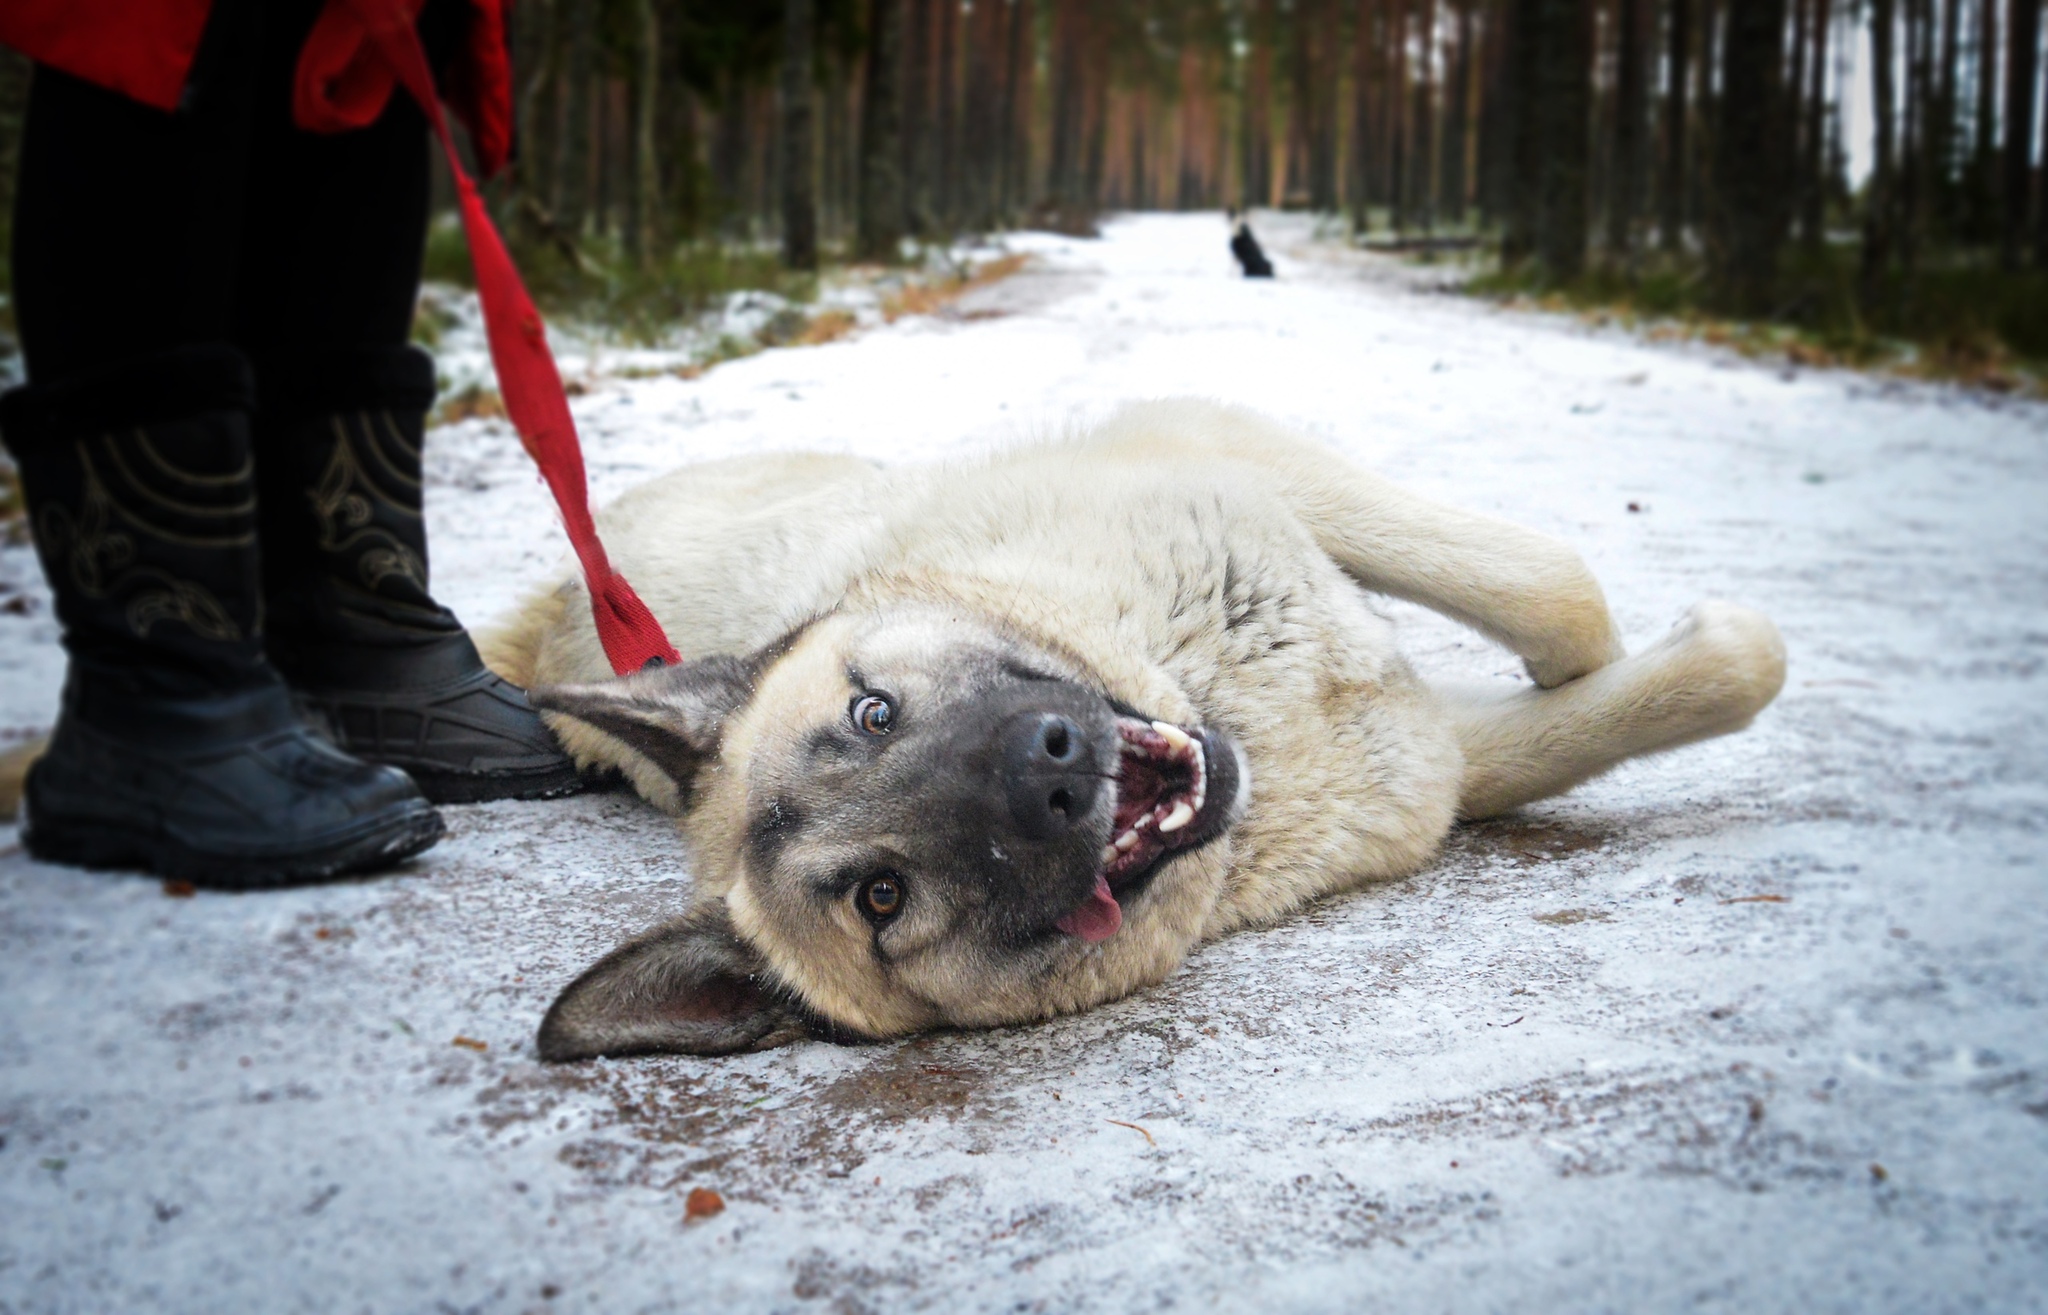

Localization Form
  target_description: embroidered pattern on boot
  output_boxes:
[36,436,248,642]
[306,412,429,596]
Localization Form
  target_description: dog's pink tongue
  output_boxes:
[1056,874,1123,942]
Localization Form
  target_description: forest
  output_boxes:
[1,0,2046,366]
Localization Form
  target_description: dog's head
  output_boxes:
[529,606,1248,1059]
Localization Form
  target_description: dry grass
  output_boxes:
[1904,327,2028,392]
[881,253,1031,324]
[0,458,25,545]
[1500,293,2044,395]
[423,255,1030,416]
[792,309,859,346]
[1475,257,2047,397]
[430,383,506,427]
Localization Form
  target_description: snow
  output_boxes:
[2,212,2045,1313]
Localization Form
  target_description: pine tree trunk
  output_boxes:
[2003,0,2042,266]
[632,0,660,266]
[1243,0,1274,206]
[1477,0,1513,222]
[1531,0,1591,277]
[2039,46,2048,262]
[712,72,746,227]
[1969,0,1997,240]
[936,0,960,230]
[1284,0,1312,204]
[1005,0,1035,216]
[1934,0,1961,231]
[962,0,999,227]
[1049,0,1084,206]
[1445,0,1473,223]
[510,0,555,222]
[1388,0,1410,228]
[1130,90,1150,210]
[1693,0,1721,238]
[1417,0,1439,227]
[1501,0,1541,259]
[1462,0,1485,217]
[1862,0,1899,302]
[904,0,934,235]
[1658,0,1691,249]
[823,41,849,241]
[1313,0,1342,209]
[1351,0,1378,223]
[859,0,907,258]
[1607,0,1646,256]
[782,0,820,270]
[1178,48,1206,208]
[1083,16,1110,208]
[594,79,616,240]
[1800,0,1833,247]
[1712,0,1788,312]
[553,0,595,235]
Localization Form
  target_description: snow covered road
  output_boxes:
[2,212,2045,1313]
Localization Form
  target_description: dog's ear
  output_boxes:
[536,903,809,1060]
[529,654,759,787]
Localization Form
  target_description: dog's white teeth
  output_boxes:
[1158,800,1195,833]
[1115,830,1141,852]
[1190,742,1207,810]
[1151,720,1193,753]
[1100,845,1119,865]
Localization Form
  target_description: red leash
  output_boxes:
[309,0,680,675]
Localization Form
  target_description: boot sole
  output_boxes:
[397,761,587,806]
[21,800,445,890]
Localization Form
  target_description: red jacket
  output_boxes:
[0,0,513,176]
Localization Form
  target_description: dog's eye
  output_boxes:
[851,693,895,736]
[860,874,904,920]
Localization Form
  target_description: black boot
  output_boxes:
[254,347,581,804]
[1,347,444,885]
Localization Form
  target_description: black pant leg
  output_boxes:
[9,8,261,386]
[232,0,449,377]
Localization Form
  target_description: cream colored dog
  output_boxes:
[485,401,1786,1059]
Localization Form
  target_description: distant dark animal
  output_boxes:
[1230,222,1275,278]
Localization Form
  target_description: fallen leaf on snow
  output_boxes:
[684,1188,725,1221]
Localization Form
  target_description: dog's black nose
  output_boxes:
[1000,711,1101,840]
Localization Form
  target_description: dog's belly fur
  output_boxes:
[485,423,1463,941]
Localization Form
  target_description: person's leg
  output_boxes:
[1,10,443,883]
[9,30,253,382]
[236,1,581,804]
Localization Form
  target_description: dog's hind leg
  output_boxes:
[1437,601,1786,818]
[1287,471,1626,689]
[1094,401,1625,686]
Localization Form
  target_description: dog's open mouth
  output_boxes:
[1055,716,1238,944]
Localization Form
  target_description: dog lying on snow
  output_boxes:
[482,400,1786,1059]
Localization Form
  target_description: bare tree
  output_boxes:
[1607,0,1649,256]
[1713,0,1790,311]
[631,0,660,266]
[858,0,907,258]
[1532,0,1592,276]
[782,0,819,270]
[1863,0,1900,302]
[2003,0,2042,266]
